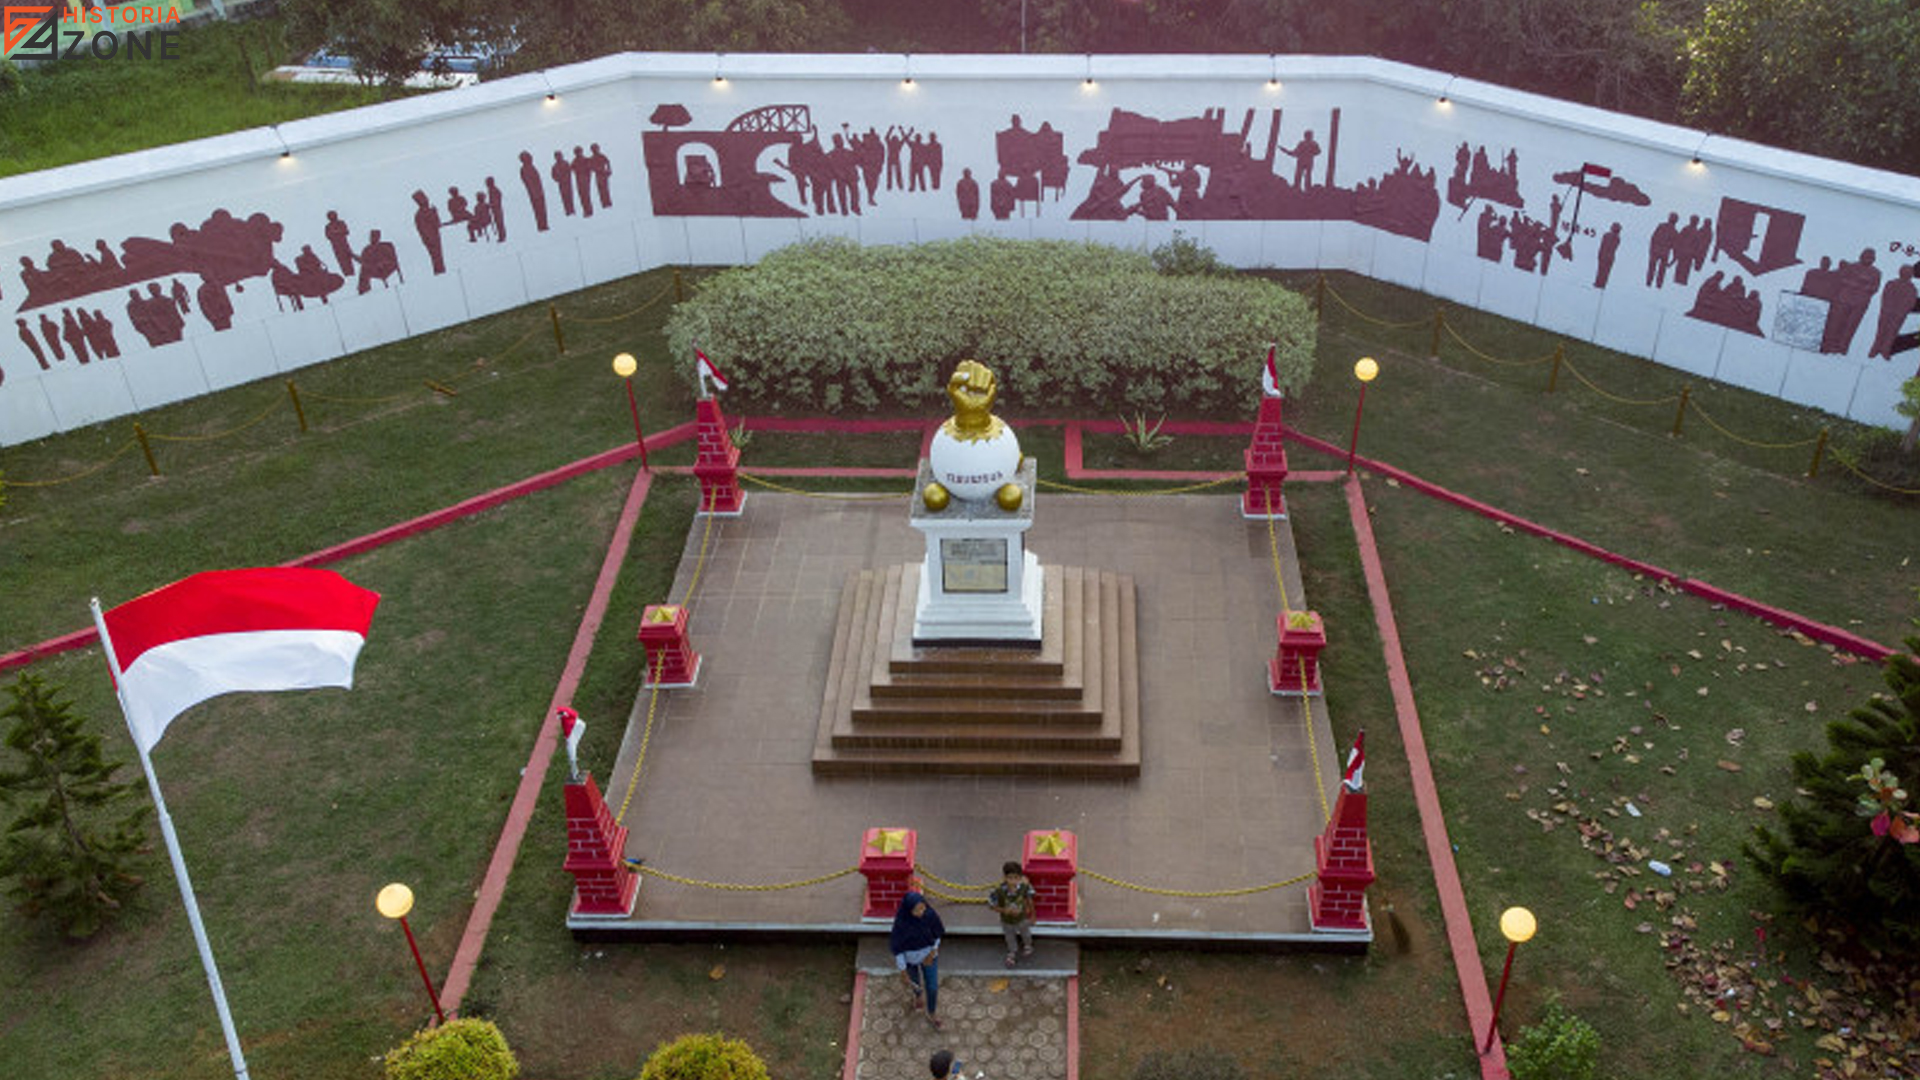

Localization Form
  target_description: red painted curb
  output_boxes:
[1344,475,1508,1080]
[841,970,868,1080]
[440,463,656,1015]
[1065,972,1080,1080]
[1287,429,1894,660]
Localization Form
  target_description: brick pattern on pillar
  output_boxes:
[859,827,917,919]
[1269,609,1327,696]
[1023,829,1079,924]
[1242,394,1289,519]
[564,772,640,917]
[637,603,701,688]
[1309,784,1375,933]
[693,398,746,516]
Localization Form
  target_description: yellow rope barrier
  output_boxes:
[678,486,721,614]
[917,881,991,905]
[298,386,415,406]
[1320,281,1432,330]
[1079,866,1316,897]
[1037,475,1239,496]
[1684,398,1821,450]
[1831,452,1920,496]
[2,439,140,487]
[1263,496,1292,613]
[446,323,548,384]
[1441,322,1557,367]
[913,865,997,893]
[625,861,862,891]
[614,653,667,827]
[145,396,284,443]
[562,282,677,325]
[738,472,912,500]
[1556,354,1683,407]
[1299,660,1330,823]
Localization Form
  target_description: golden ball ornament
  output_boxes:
[995,482,1024,512]
[922,482,951,512]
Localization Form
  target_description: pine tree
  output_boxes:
[0,673,150,939]
[1749,645,1920,957]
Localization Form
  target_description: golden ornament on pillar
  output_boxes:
[995,482,1024,512]
[922,481,951,512]
[868,828,910,855]
[1033,831,1067,856]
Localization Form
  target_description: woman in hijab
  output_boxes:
[889,890,946,1028]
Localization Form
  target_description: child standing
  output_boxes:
[987,860,1036,968]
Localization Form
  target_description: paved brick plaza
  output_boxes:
[590,490,1350,941]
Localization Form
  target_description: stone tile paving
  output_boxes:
[857,975,1068,1080]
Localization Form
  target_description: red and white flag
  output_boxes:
[100,568,381,753]
[695,347,729,396]
[1261,344,1282,397]
[1341,730,1366,791]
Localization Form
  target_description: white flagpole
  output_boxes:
[91,598,251,1080]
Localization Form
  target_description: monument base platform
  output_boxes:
[812,563,1140,777]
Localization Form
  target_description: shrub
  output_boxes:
[1505,1001,1600,1080]
[664,237,1315,416]
[1749,644,1920,956]
[1150,231,1230,277]
[383,1017,518,1080]
[1132,1047,1246,1080]
[638,1033,770,1080]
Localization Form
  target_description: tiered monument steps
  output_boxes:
[812,564,1141,776]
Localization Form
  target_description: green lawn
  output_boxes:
[2,263,1915,1079]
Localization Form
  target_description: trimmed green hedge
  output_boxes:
[664,237,1315,415]
[383,1018,518,1080]
[637,1032,770,1080]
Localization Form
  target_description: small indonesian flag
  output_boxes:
[695,347,729,396]
[101,568,380,753]
[1342,730,1366,791]
[1261,344,1282,397]
[1581,162,1613,180]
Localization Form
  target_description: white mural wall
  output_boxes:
[2,53,1917,445]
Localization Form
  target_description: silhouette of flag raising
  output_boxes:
[102,568,380,752]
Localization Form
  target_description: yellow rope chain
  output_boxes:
[1321,281,1433,330]
[1036,475,1239,496]
[914,864,998,892]
[917,881,991,905]
[562,281,676,326]
[738,471,912,500]
[1441,321,1557,367]
[624,860,861,891]
[3,439,139,487]
[1300,655,1330,823]
[1555,354,1682,407]
[1079,866,1316,897]
[1684,397,1821,450]
[145,395,285,443]
[1832,452,1920,496]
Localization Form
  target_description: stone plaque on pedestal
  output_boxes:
[910,458,1044,646]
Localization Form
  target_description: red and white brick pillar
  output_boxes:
[693,398,746,517]
[1024,829,1079,924]
[1269,609,1326,696]
[1242,393,1289,519]
[1310,732,1375,933]
[859,827,917,920]
[637,603,701,688]
[564,773,640,918]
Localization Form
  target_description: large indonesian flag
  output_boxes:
[102,568,381,753]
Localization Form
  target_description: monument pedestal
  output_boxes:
[910,458,1044,648]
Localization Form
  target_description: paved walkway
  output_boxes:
[850,937,1077,1080]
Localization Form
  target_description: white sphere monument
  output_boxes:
[910,360,1044,646]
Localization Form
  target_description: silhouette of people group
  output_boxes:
[15,211,285,314]
[15,307,121,368]
[1687,271,1763,336]
[1351,152,1441,242]
[519,145,614,225]
[1797,249,1884,354]
[995,116,1068,218]
[1447,143,1523,210]
[1647,212,1714,289]
[1476,205,1560,274]
[126,281,190,347]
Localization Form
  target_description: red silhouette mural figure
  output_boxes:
[1687,272,1764,337]
[551,151,577,216]
[485,177,507,241]
[197,278,234,332]
[589,144,613,210]
[60,308,90,364]
[412,191,447,275]
[38,312,65,361]
[571,147,595,217]
[356,230,402,293]
[324,211,356,277]
[955,168,980,220]
[1648,213,1680,288]
[1869,263,1920,360]
[1595,223,1623,289]
[518,151,550,232]
[16,318,49,370]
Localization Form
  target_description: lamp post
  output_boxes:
[1346,356,1379,474]
[376,883,446,1025]
[612,352,650,471]
[1481,905,1537,1053]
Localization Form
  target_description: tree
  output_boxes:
[1749,644,1920,957]
[0,673,150,938]
[280,0,510,88]
[1896,376,1920,454]
[1680,0,1920,172]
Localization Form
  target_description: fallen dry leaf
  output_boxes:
[709,964,726,980]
